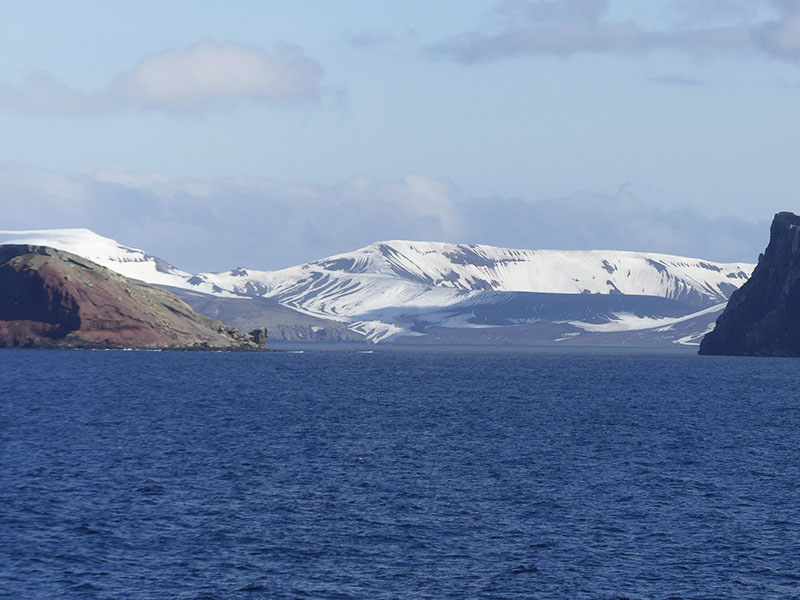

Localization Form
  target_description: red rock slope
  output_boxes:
[0,245,264,349]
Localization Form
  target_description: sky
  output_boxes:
[0,0,798,271]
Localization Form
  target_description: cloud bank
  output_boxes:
[0,41,323,115]
[0,164,767,272]
[431,0,800,64]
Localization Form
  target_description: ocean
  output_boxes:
[2,348,799,598]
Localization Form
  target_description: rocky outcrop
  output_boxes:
[0,245,264,349]
[699,212,800,357]
[248,327,268,348]
[164,287,367,342]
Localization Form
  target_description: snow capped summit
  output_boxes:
[314,240,749,303]
[0,228,193,289]
[165,239,754,342]
[0,229,756,343]
[193,238,750,303]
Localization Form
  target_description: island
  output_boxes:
[0,244,266,350]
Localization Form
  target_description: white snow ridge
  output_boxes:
[0,230,755,344]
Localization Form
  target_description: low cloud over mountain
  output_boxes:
[0,163,767,272]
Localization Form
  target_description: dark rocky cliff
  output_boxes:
[0,245,264,349]
[699,212,800,356]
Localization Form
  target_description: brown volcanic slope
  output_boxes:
[0,244,263,349]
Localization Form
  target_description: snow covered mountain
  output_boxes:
[0,228,199,291]
[188,241,753,342]
[0,229,755,344]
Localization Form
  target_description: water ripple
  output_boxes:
[2,349,800,598]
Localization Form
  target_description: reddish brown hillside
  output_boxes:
[0,245,264,349]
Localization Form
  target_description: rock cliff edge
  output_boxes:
[699,212,800,356]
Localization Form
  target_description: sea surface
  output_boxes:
[2,348,800,599]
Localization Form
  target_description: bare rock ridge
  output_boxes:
[699,212,800,357]
[0,245,265,349]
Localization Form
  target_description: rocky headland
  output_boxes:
[0,245,266,349]
[699,212,800,357]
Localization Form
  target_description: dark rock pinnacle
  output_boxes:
[699,212,800,356]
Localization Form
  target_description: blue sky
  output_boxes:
[1,1,798,270]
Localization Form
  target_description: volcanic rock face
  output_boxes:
[0,245,263,349]
[248,327,268,348]
[699,212,800,357]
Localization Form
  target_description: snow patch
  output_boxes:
[569,303,726,333]
[554,332,581,342]
[675,321,717,346]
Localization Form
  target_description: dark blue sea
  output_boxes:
[2,348,800,599]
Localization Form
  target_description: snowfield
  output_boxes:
[568,303,727,333]
[0,229,755,343]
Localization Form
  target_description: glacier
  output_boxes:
[0,229,755,344]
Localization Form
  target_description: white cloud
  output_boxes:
[430,0,800,64]
[0,72,105,116]
[0,41,323,116]
[0,164,768,272]
[757,1,800,58]
[112,41,321,111]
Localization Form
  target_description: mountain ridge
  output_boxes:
[0,229,755,344]
[0,244,265,349]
